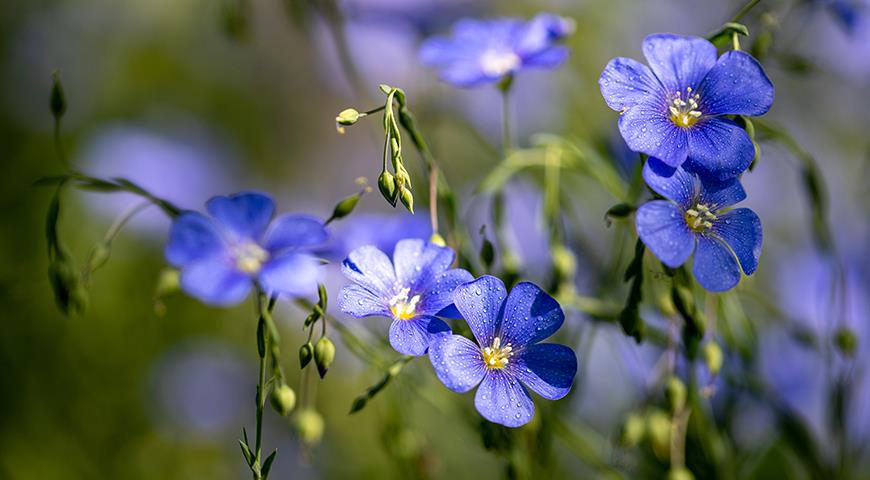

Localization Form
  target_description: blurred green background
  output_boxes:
[2,0,869,478]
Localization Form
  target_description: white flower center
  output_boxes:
[685,203,717,232]
[480,50,521,77]
[669,87,702,128]
[389,287,421,320]
[234,242,269,274]
[482,336,514,370]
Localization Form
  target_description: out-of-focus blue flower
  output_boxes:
[428,276,577,427]
[338,239,473,356]
[318,213,431,260]
[419,13,575,88]
[165,192,327,306]
[599,34,774,181]
[635,159,762,291]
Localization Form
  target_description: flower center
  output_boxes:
[684,203,717,232]
[480,50,521,77]
[389,287,421,320]
[668,87,702,128]
[234,242,269,274]
[482,337,514,370]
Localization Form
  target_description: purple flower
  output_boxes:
[599,34,774,181]
[428,276,577,427]
[165,192,327,306]
[419,13,575,87]
[635,159,762,292]
[338,239,473,356]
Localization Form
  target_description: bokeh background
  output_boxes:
[2,0,869,478]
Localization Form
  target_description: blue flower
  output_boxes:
[419,13,575,87]
[165,192,327,306]
[599,34,774,181]
[338,239,473,356]
[635,159,762,292]
[428,276,577,427]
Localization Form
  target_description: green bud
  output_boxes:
[270,384,296,416]
[294,408,325,446]
[667,467,695,480]
[48,257,87,316]
[835,327,858,358]
[379,84,393,95]
[378,171,398,206]
[604,203,635,226]
[50,72,66,118]
[399,188,414,213]
[703,341,724,375]
[620,412,646,448]
[551,243,577,280]
[480,237,495,269]
[666,376,687,413]
[335,108,361,126]
[646,409,671,460]
[430,233,446,246]
[328,194,360,222]
[299,342,314,369]
[314,336,335,378]
[317,283,328,311]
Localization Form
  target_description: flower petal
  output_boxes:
[206,192,274,240]
[692,236,741,292]
[389,316,450,356]
[642,34,717,92]
[698,176,747,210]
[499,282,564,347]
[428,334,486,392]
[515,13,574,56]
[419,38,471,67]
[618,101,689,168]
[264,214,327,252]
[474,371,534,427]
[165,212,227,267]
[685,118,755,182]
[416,268,475,317]
[642,159,697,207]
[599,57,664,111]
[522,46,569,69]
[712,208,763,275]
[258,253,320,297]
[699,50,774,116]
[440,62,492,87]
[393,239,455,291]
[636,201,695,268]
[180,259,251,306]
[338,284,391,318]
[453,275,507,347]
[341,245,397,297]
[513,343,577,400]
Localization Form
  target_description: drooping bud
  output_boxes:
[48,256,88,316]
[270,384,296,416]
[294,408,325,446]
[665,376,687,413]
[703,341,724,375]
[399,188,414,214]
[378,171,398,206]
[327,194,360,222]
[835,327,858,358]
[299,342,314,369]
[335,108,361,126]
[646,409,671,460]
[314,336,335,378]
[620,412,646,448]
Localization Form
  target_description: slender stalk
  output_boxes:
[731,0,761,23]
[500,79,513,155]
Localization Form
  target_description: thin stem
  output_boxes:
[499,79,513,155]
[731,0,761,23]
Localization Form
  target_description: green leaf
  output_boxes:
[261,450,278,478]
[238,439,254,466]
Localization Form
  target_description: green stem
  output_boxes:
[731,0,761,23]
[499,78,513,155]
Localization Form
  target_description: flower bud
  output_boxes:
[646,409,671,460]
[378,171,398,206]
[50,72,66,118]
[270,384,296,416]
[399,188,414,214]
[299,342,314,369]
[328,194,360,222]
[667,467,695,480]
[314,336,335,378]
[480,237,495,269]
[835,327,858,358]
[335,108,361,126]
[294,408,325,446]
[551,243,577,280]
[49,257,87,316]
[703,341,724,375]
[665,376,687,413]
[620,412,646,447]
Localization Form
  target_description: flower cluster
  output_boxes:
[600,34,773,290]
[340,241,577,427]
[420,13,575,87]
[165,192,327,305]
